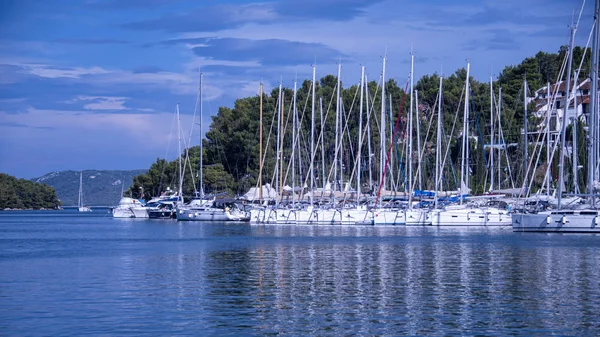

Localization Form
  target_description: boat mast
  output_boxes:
[497,87,508,189]
[276,81,282,206]
[416,89,422,191]
[408,52,414,208]
[435,75,443,209]
[498,87,502,190]
[259,82,263,203]
[589,0,599,204]
[320,97,326,190]
[524,77,528,179]
[573,78,579,194]
[292,79,297,206]
[79,171,83,208]
[199,72,204,198]
[490,75,494,191]
[547,82,551,197]
[460,62,471,204]
[558,24,576,210]
[311,65,316,205]
[280,89,285,201]
[380,54,387,199]
[389,93,395,191]
[366,73,373,193]
[177,103,183,203]
[335,62,341,192]
[358,66,365,203]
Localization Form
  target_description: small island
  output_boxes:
[0,173,61,210]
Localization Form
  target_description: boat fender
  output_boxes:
[595,216,599,226]
[546,215,551,225]
[561,215,567,225]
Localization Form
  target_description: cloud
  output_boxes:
[273,0,384,21]
[66,96,131,110]
[86,0,188,10]
[0,106,203,177]
[123,0,383,33]
[0,121,54,130]
[17,63,110,79]
[191,37,346,66]
[132,65,162,74]
[54,38,131,45]
[462,29,521,51]
[124,3,275,33]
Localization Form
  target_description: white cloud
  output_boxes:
[21,63,110,78]
[66,95,130,110]
[0,107,201,151]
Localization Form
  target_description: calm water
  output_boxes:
[1,210,599,336]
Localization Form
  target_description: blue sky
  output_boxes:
[0,0,593,178]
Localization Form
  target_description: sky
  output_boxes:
[0,0,594,179]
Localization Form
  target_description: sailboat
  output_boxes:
[428,62,511,227]
[513,6,600,232]
[78,171,92,212]
[176,72,250,222]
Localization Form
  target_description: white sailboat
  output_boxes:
[177,72,250,222]
[513,4,600,232]
[430,62,510,227]
[78,171,91,212]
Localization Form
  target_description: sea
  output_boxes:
[1,209,599,336]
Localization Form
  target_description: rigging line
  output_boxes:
[441,82,465,191]
[335,81,362,204]
[375,80,409,206]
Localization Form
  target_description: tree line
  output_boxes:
[0,173,61,209]
[130,46,591,200]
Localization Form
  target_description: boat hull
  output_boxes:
[428,207,511,226]
[512,211,600,232]
[372,209,405,225]
[250,208,373,225]
[112,207,148,218]
[177,208,250,222]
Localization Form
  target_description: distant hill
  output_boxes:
[33,169,146,206]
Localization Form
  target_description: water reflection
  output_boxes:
[1,216,599,335]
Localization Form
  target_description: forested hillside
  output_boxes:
[131,46,591,200]
[34,170,146,206]
[0,173,61,209]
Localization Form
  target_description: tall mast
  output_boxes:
[498,87,502,189]
[524,77,529,178]
[460,62,471,203]
[199,72,204,198]
[311,65,316,205]
[292,79,297,205]
[358,66,365,203]
[558,24,576,210]
[177,103,183,202]
[435,75,443,208]
[276,81,282,206]
[320,97,326,190]
[280,90,285,200]
[547,82,551,197]
[389,93,394,189]
[366,73,373,193]
[589,0,599,202]
[573,78,579,194]
[415,89,422,191]
[408,52,414,207]
[490,75,494,191]
[335,62,341,192]
[380,54,387,198]
[259,82,263,203]
[79,171,83,208]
